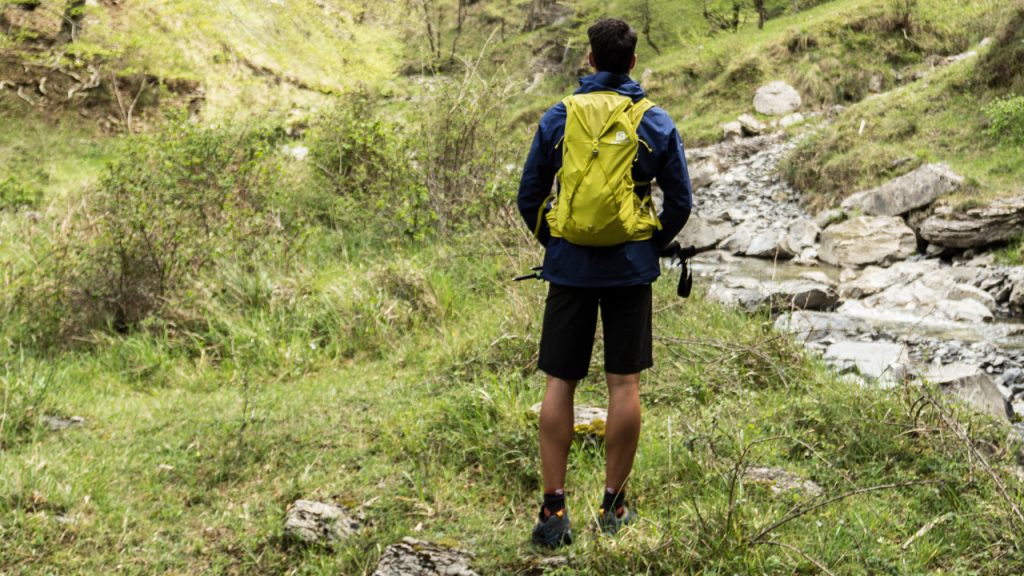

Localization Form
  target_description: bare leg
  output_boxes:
[539,375,576,493]
[605,372,641,492]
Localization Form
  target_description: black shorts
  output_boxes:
[538,283,653,381]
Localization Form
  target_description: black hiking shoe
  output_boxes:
[598,504,636,535]
[531,507,573,548]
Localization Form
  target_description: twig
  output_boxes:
[761,540,837,576]
[749,479,938,544]
[901,512,954,550]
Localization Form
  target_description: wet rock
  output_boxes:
[745,466,822,496]
[674,214,733,251]
[819,216,917,268]
[372,537,478,576]
[719,224,753,254]
[41,415,84,431]
[923,363,1010,421]
[919,196,1024,250]
[753,81,802,116]
[841,164,963,217]
[745,229,797,260]
[771,280,839,311]
[824,341,909,381]
[775,311,867,341]
[706,277,771,311]
[284,500,360,546]
[738,113,767,136]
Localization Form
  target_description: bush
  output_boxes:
[306,94,434,240]
[983,95,1024,147]
[0,175,42,210]
[45,117,287,336]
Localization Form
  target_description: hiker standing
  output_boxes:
[517,18,693,547]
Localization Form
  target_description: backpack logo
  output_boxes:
[613,131,627,143]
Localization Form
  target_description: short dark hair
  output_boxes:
[587,19,637,74]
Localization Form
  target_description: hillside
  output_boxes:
[3,0,1024,574]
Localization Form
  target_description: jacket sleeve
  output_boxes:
[517,106,562,247]
[652,126,693,249]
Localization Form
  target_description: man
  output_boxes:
[517,18,693,547]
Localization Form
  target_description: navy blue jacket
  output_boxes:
[517,71,693,288]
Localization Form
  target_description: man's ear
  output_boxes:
[588,51,596,70]
[629,53,637,71]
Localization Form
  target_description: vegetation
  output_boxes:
[3,0,1024,573]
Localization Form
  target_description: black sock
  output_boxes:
[601,488,625,512]
[542,492,565,519]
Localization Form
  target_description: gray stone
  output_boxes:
[41,415,85,432]
[775,311,866,341]
[719,224,753,255]
[779,112,805,128]
[738,113,767,136]
[530,403,606,430]
[723,121,743,141]
[771,280,839,311]
[787,218,820,251]
[924,363,1010,421]
[825,341,910,380]
[919,196,1024,250]
[841,164,963,217]
[1009,273,1024,313]
[838,261,940,299]
[373,537,478,576]
[753,81,802,116]
[819,216,917,268]
[946,283,997,312]
[674,214,733,251]
[284,500,360,546]
[799,270,835,286]
[815,208,846,229]
[706,276,771,311]
[686,149,723,190]
[744,466,822,496]
[746,229,797,260]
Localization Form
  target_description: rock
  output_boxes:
[815,208,846,229]
[787,218,820,251]
[719,224,753,255]
[753,81,802,116]
[841,164,963,217]
[373,537,478,576]
[685,148,723,190]
[946,283,997,312]
[744,466,822,496]
[706,276,771,311]
[41,415,84,432]
[779,112,805,128]
[799,270,835,286]
[723,121,743,141]
[771,280,839,311]
[838,261,940,299]
[819,216,917,268]
[857,269,995,323]
[284,500,360,546]
[825,341,910,380]
[919,196,1024,250]
[924,364,1010,421]
[530,402,607,435]
[1010,274,1024,313]
[939,298,994,323]
[737,113,767,136]
[745,229,797,260]
[775,311,867,341]
[674,214,733,251]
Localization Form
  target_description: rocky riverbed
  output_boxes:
[665,131,1024,426]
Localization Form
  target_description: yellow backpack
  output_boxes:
[538,92,661,247]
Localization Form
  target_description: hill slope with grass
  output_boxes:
[3,0,1024,574]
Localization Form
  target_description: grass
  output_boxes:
[2,233,1022,574]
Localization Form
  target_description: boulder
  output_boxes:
[373,538,478,576]
[284,500,360,547]
[770,280,839,311]
[41,415,85,432]
[919,196,1024,249]
[838,260,940,299]
[753,81,802,116]
[779,112,805,128]
[737,113,767,136]
[799,270,835,286]
[946,283,997,312]
[723,121,743,141]
[841,164,963,216]
[1009,273,1024,313]
[745,229,797,260]
[706,276,771,311]
[819,216,917,268]
[674,214,733,251]
[685,148,723,190]
[824,341,909,381]
[719,224,753,255]
[815,208,846,229]
[774,311,867,341]
[923,364,1010,421]
[858,269,995,323]
[787,218,821,251]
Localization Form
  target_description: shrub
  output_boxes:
[46,116,287,336]
[306,94,434,240]
[983,95,1024,147]
[0,175,42,210]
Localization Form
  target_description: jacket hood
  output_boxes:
[574,71,646,101]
